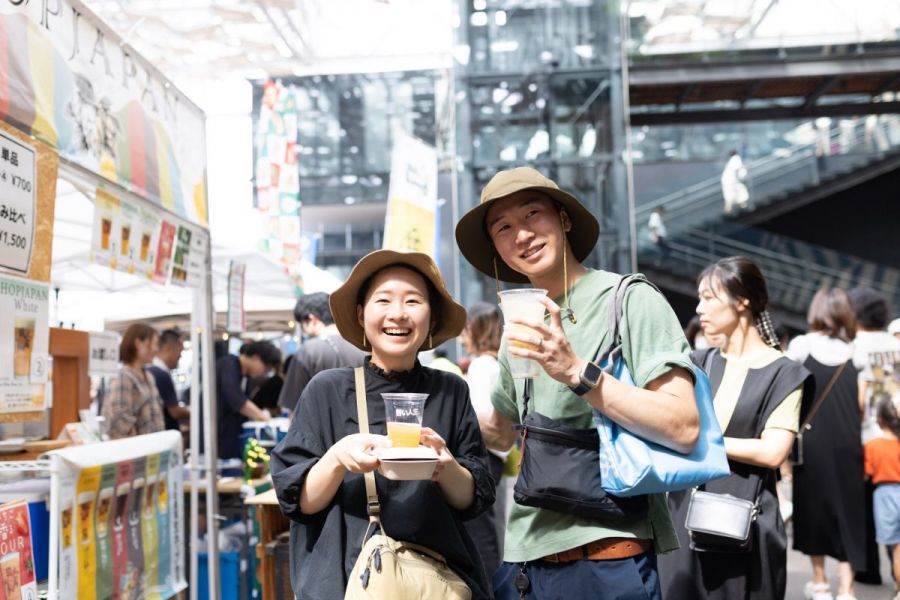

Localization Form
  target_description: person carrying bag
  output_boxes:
[346,367,471,600]
[454,166,701,600]
[271,250,494,599]
[594,274,730,497]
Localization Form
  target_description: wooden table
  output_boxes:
[245,489,290,600]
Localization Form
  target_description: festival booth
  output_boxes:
[0,2,225,598]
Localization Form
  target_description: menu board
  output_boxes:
[0,131,36,276]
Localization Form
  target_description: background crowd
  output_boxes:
[97,240,900,600]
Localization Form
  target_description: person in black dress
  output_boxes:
[786,287,865,600]
[659,256,814,600]
[270,250,494,600]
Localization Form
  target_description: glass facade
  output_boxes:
[251,71,440,276]
[454,0,631,306]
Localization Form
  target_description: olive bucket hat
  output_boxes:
[329,249,467,352]
[455,167,600,283]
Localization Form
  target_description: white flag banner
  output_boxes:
[382,129,438,256]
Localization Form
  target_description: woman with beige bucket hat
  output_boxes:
[271,249,494,599]
[455,166,700,599]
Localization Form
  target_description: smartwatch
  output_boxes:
[570,361,603,396]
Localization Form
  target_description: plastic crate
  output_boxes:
[198,551,240,600]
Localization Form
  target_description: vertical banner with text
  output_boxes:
[226,261,246,333]
[382,129,438,257]
[0,273,49,415]
[51,431,186,600]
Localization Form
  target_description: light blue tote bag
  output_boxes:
[593,275,730,497]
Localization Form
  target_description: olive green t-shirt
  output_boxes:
[492,269,694,562]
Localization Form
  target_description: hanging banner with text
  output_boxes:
[0,2,208,227]
[90,186,207,287]
[0,273,49,416]
[51,431,186,600]
[383,129,438,257]
[226,260,246,333]
[168,225,207,289]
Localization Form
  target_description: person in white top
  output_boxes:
[849,287,900,441]
[647,205,669,264]
[460,301,507,580]
[721,150,750,214]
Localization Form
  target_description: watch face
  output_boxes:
[582,362,603,386]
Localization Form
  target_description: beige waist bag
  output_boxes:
[344,367,471,600]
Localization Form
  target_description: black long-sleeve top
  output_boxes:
[271,358,495,600]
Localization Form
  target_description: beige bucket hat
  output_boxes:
[454,167,600,283]
[329,249,467,352]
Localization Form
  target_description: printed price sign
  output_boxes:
[89,332,121,376]
[0,131,36,274]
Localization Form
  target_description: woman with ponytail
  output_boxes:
[865,395,900,600]
[659,255,814,600]
[787,287,866,600]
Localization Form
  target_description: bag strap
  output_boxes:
[798,360,849,432]
[520,378,534,422]
[597,274,663,370]
[354,367,381,522]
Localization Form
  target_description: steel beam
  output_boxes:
[802,76,841,110]
[630,101,900,126]
[630,52,900,88]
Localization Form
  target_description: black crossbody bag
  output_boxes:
[512,378,649,521]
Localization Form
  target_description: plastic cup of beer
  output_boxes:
[498,289,547,379]
[120,225,131,256]
[76,491,95,544]
[100,218,112,249]
[96,487,113,537]
[382,393,427,448]
[13,317,35,378]
[140,232,151,262]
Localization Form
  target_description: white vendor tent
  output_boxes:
[51,179,341,332]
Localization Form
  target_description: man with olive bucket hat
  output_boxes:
[455,167,700,599]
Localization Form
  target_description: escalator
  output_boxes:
[638,226,900,328]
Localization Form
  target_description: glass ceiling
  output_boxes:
[83,0,454,84]
[629,0,900,55]
[81,1,900,88]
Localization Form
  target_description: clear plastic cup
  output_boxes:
[498,289,547,379]
[382,393,428,447]
[503,325,542,378]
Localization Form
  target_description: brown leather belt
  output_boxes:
[541,537,653,563]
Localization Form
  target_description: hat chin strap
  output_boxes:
[493,256,502,298]
[561,214,576,325]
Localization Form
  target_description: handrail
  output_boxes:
[642,227,900,309]
[678,228,868,284]
[636,124,844,213]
